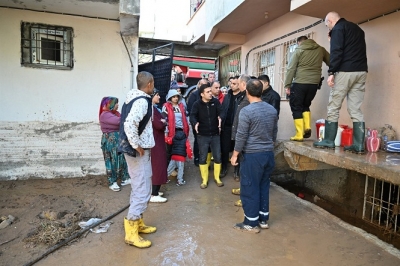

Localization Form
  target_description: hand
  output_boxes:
[285,87,290,95]
[195,123,199,133]
[135,146,145,157]
[327,75,335,88]
[230,155,238,166]
[160,119,166,124]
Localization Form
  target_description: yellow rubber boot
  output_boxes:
[213,163,224,187]
[124,217,151,248]
[138,217,156,234]
[303,111,311,138]
[206,153,212,168]
[232,188,240,195]
[290,119,304,142]
[199,164,209,189]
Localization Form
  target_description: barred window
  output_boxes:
[278,33,313,97]
[253,47,275,88]
[21,22,74,69]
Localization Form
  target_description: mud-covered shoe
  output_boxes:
[259,220,269,229]
[121,179,131,186]
[109,182,121,192]
[233,223,260,233]
[232,188,240,195]
[234,199,242,207]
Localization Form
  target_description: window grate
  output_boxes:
[21,22,73,69]
[277,32,313,97]
[253,47,275,89]
[363,175,400,236]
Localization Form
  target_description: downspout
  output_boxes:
[120,32,134,89]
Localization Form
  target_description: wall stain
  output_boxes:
[33,122,93,136]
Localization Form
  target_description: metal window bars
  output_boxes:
[253,47,275,88]
[363,175,400,236]
[277,32,313,98]
[21,22,73,68]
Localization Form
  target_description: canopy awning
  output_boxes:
[185,69,214,79]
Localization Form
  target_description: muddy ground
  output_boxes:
[1,162,400,266]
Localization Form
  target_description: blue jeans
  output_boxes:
[240,151,275,227]
[197,135,221,164]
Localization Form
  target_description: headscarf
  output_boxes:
[99,97,120,119]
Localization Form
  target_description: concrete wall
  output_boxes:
[0,8,138,180]
[241,11,400,140]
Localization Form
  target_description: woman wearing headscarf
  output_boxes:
[99,97,130,192]
[150,89,168,203]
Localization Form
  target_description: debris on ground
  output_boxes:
[0,215,15,229]
[23,212,83,247]
[79,218,113,233]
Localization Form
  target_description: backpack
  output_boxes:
[117,96,152,157]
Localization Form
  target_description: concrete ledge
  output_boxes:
[283,140,400,185]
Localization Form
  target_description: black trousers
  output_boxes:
[152,185,160,196]
[289,83,318,119]
[220,126,234,169]
[192,127,199,161]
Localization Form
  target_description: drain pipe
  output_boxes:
[120,32,134,89]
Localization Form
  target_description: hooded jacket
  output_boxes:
[284,39,330,88]
[163,89,189,139]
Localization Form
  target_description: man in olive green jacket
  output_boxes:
[284,36,330,141]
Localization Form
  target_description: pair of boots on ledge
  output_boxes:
[290,112,365,154]
[313,121,365,154]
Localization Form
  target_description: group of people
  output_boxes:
[96,10,368,248]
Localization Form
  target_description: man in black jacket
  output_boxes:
[258,74,280,117]
[219,76,240,177]
[187,78,209,166]
[314,12,368,154]
[190,84,224,189]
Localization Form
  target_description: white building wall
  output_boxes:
[0,8,137,180]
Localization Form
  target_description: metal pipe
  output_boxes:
[362,175,368,219]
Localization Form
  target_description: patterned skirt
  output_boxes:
[101,132,129,185]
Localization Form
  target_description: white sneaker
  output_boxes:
[150,195,167,203]
[158,192,164,196]
[109,182,121,192]
[120,179,131,186]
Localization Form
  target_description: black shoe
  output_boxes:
[194,158,199,167]
[219,168,227,178]
[259,220,269,229]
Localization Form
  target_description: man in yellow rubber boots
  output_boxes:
[119,71,156,248]
[284,36,330,141]
[190,84,224,189]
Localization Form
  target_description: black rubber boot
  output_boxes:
[233,164,240,182]
[220,164,228,178]
[313,121,338,149]
[344,122,365,154]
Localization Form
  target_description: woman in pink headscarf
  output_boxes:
[99,97,130,192]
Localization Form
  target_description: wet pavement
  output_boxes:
[38,162,400,266]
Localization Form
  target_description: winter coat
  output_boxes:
[151,106,168,185]
[190,97,221,136]
[329,18,368,74]
[261,85,281,117]
[171,130,187,157]
[284,39,330,87]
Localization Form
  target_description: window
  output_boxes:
[21,22,74,69]
[253,48,275,88]
[278,33,313,97]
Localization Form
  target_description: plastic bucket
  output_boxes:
[341,128,353,147]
